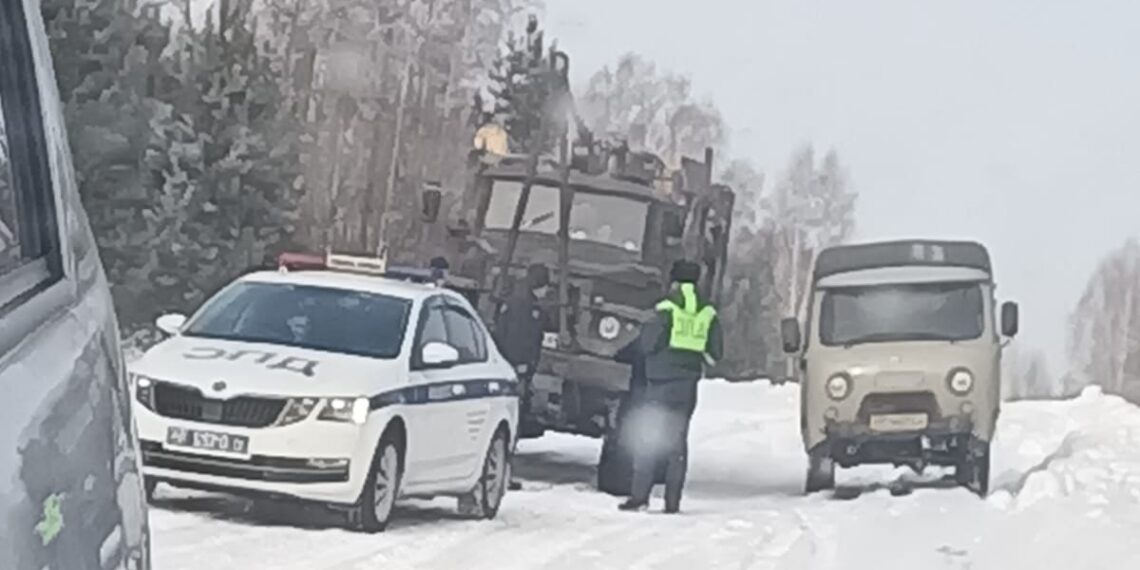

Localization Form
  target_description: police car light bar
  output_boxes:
[277,251,388,276]
[327,252,387,276]
[277,252,326,272]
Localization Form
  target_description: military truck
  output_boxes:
[780,240,1018,496]
[421,137,735,494]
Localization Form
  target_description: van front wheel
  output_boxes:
[956,440,990,497]
[805,446,835,494]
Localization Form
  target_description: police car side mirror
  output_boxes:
[421,341,460,368]
[1001,301,1019,337]
[156,313,187,336]
[780,318,801,353]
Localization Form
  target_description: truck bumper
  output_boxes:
[525,351,631,438]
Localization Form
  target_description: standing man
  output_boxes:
[619,260,723,514]
[493,263,551,491]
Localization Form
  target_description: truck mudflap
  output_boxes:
[825,415,976,469]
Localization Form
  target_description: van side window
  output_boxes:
[0,0,63,311]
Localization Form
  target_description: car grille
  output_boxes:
[153,382,286,428]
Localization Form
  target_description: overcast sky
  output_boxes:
[544,0,1140,372]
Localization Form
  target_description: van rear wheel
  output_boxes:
[805,446,835,494]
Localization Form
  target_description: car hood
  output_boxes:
[129,335,405,399]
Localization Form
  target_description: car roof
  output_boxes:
[238,270,455,302]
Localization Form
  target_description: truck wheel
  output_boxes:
[805,446,835,494]
[350,436,402,533]
[956,441,990,497]
[597,430,634,496]
[597,396,635,496]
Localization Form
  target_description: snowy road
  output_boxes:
[150,381,1140,569]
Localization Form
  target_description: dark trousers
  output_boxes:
[628,379,698,509]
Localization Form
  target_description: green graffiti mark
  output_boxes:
[35,493,64,546]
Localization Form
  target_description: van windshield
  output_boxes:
[819,282,985,346]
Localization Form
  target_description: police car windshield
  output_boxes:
[819,282,985,347]
[484,180,648,252]
[183,281,412,359]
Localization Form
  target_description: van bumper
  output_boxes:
[822,414,979,468]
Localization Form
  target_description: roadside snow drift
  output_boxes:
[150,381,1140,570]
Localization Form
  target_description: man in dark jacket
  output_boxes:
[493,263,550,490]
[619,260,723,514]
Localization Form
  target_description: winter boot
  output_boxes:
[618,499,648,512]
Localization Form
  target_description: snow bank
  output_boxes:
[1006,386,1140,509]
[150,378,1140,570]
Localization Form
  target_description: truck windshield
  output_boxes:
[819,282,985,346]
[183,281,412,359]
[484,180,648,252]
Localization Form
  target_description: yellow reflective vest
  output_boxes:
[655,283,717,353]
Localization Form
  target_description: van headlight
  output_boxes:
[598,316,621,340]
[947,369,974,395]
[130,374,157,411]
[317,397,371,424]
[825,373,852,400]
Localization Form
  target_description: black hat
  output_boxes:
[526,264,550,289]
[429,256,450,270]
[670,260,701,284]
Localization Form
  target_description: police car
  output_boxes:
[128,252,519,532]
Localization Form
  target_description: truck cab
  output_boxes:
[425,142,734,494]
[783,240,1018,496]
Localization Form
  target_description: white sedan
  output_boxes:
[128,254,519,532]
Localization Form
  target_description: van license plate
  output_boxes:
[166,426,250,456]
[869,413,928,432]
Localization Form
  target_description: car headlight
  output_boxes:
[947,368,974,395]
[825,373,852,401]
[316,397,370,424]
[598,315,621,340]
[130,373,157,411]
[276,397,319,426]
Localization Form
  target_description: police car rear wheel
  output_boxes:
[353,437,402,533]
[479,430,510,518]
[459,429,509,518]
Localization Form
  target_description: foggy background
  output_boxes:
[545,0,1140,372]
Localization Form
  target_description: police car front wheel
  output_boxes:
[351,435,403,533]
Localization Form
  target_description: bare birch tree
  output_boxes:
[767,145,857,323]
[1068,238,1140,401]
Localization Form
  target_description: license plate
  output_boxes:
[869,413,928,432]
[542,332,558,349]
[166,426,250,456]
